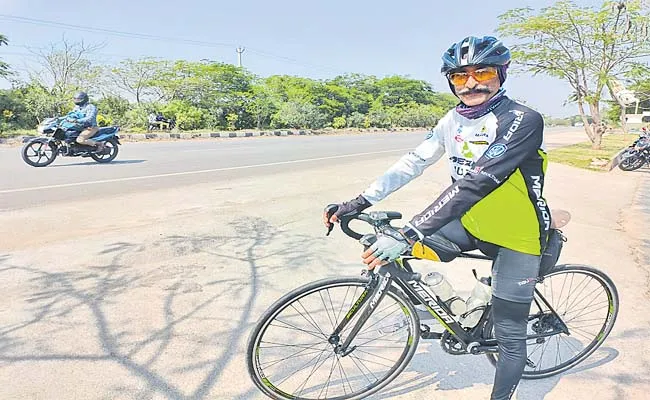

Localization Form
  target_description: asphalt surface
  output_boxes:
[1,127,649,400]
[0,127,585,211]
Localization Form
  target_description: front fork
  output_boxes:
[328,262,418,356]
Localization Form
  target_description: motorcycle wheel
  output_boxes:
[618,154,645,171]
[90,138,119,163]
[21,140,58,167]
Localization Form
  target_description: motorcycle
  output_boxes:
[618,132,650,171]
[21,113,121,167]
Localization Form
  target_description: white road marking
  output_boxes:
[1,148,411,194]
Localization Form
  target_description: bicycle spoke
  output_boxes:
[291,300,329,338]
[348,352,394,369]
[294,349,336,397]
[261,347,328,370]
[564,299,608,324]
[260,340,323,350]
[561,276,592,314]
[318,354,338,399]
[354,348,400,365]
[335,286,356,326]
[270,319,326,341]
[336,354,353,395]
[348,353,380,383]
[319,289,337,332]
[564,285,605,316]
[251,280,418,399]
[355,305,402,337]
[276,345,330,388]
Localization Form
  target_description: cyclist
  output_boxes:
[324,35,550,400]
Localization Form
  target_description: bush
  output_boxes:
[367,106,391,128]
[347,112,365,128]
[97,114,113,127]
[162,100,208,131]
[391,103,441,128]
[272,102,328,129]
[122,106,150,130]
[332,116,346,129]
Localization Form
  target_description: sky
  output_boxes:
[0,0,612,117]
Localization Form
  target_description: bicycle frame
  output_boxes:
[329,256,569,357]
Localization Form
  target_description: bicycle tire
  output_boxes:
[246,276,420,399]
[484,264,619,379]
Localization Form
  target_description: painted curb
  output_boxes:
[0,127,420,146]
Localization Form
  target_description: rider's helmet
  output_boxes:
[441,36,511,90]
[73,91,89,106]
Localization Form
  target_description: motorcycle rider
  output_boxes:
[71,91,103,151]
[324,35,549,400]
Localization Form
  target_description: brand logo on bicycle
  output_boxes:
[370,272,391,310]
[409,281,455,324]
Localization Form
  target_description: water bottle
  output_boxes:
[460,276,492,328]
[422,271,467,316]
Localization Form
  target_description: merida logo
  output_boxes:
[531,176,550,230]
[505,110,525,141]
[410,281,455,323]
[370,272,391,309]
[414,186,460,227]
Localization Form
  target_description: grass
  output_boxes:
[548,133,637,171]
[0,129,35,138]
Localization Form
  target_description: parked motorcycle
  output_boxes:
[618,132,650,171]
[21,114,121,167]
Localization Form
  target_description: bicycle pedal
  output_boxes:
[420,324,442,339]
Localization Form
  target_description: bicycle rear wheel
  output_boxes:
[484,264,619,379]
[247,277,420,399]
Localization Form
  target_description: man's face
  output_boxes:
[448,65,501,106]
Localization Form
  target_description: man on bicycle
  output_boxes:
[324,35,550,400]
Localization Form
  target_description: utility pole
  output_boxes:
[236,47,245,67]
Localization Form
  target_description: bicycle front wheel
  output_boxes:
[247,277,420,400]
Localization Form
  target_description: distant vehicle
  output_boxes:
[148,112,176,132]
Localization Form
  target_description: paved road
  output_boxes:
[1,127,585,211]
[3,127,648,400]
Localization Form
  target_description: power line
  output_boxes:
[0,14,236,49]
[0,13,348,75]
[12,43,150,61]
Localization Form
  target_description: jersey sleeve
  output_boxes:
[361,121,447,204]
[403,109,544,238]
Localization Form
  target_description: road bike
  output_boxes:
[246,208,619,399]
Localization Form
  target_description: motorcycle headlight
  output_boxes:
[37,125,45,133]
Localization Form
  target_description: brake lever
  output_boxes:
[324,204,339,236]
[326,223,335,236]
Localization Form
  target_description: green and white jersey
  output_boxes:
[362,97,550,255]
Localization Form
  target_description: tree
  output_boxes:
[497,0,650,148]
[0,34,10,78]
[27,37,105,113]
[150,60,254,128]
[111,58,168,103]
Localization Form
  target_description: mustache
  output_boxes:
[457,87,492,95]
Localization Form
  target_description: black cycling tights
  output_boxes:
[437,219,538,399]
[490,296,531,400]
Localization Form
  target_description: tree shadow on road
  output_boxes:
[0,216,326,400]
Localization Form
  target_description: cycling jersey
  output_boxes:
[362,96,550,255]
